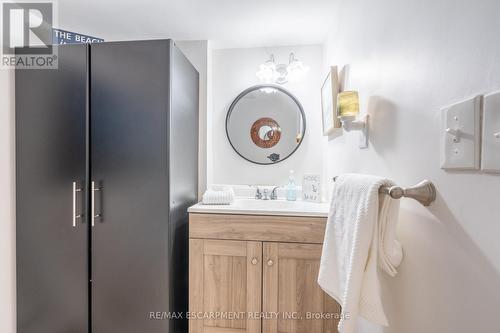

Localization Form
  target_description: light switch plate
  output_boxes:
[441,95,482,170]
[481,91,500,172]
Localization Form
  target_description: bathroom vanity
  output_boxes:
[188,201,341,333]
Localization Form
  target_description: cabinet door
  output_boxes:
[263,243,341,333]
[90,40,172,333]
[190,239,262,333]
[16,44,89,333]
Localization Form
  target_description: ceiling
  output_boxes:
[58,0,337,49]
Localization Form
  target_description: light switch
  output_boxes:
[441,96,482,170]
[482,91,500,172]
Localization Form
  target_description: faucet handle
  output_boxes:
[254,187,262,200]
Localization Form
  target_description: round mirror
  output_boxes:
[226,85,306,164]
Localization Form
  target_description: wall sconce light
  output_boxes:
[256,53,309,85]
[287,53,309,83]
[337,91,369,148]
[256,55,277,84]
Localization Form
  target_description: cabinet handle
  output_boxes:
[251,258,258,265]
[72,182,83,227]
[267,260,274,266]
[91,181,101,227]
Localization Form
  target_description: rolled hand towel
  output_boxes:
[202,186,235,205]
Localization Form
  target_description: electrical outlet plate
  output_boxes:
[441,95,482,170]
[481,91,500,172]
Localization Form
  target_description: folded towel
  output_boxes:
[202,186,235,205]
[318,174,402,333]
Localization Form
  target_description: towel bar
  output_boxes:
[332,177,437,206]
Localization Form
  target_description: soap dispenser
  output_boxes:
[286,170,297,201]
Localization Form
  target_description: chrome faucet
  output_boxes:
[254,186,280,200]
[270,186,279,200]
[262,188,270,200]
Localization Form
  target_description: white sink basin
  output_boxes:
[188,198,330,217]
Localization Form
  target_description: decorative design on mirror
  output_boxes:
[226,85,306,165]
[250,117,282,148]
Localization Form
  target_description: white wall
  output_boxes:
[323,0,500,332]
[211,45,325,188]
[176,40,212,198]
[0,69,16,333]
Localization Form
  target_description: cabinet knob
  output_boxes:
[267,260,274,266]
[251,258,258,265]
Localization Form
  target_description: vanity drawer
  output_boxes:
[189,213,327,244]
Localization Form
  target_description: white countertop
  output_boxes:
[188,198,330,218]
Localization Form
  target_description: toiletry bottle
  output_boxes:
[286,170,297,201]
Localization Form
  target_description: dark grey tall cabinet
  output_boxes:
[16,40,199,333]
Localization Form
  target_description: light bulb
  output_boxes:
[256,55,276,83]
[337,91,360,117]
[256,53,308,84]
[287,59,309,83]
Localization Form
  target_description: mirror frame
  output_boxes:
[225,84,307,165]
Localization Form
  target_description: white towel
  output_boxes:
[202,186,235,205]
[318,174,403,333]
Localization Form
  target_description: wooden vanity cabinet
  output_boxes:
[189,213,341,333]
